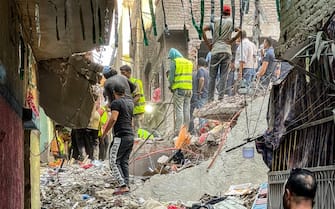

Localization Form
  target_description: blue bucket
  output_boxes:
[243,147,254,159]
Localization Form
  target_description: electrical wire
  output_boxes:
[129,96,174,161]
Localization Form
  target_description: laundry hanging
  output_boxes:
[140,0,149,46]
[189,0,205,40]
[275,0,280,21]
[149,0,157,36]
[242,0,249,14]
[219,0,223,36]
[161,0,169,34]
[180,0,190,42]
[231,0,235,31]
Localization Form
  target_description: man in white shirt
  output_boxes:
[237,30,257,87]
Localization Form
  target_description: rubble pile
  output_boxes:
[40,161,142,209]
[193,95,246,121]
[133,95,270,202]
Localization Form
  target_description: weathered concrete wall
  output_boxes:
[0,0,23,106]
[278,0,335,55]
[128,0,279,136]
[135,0,280,99]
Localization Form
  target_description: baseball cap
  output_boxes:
[223,5,231,15]
[103,66,111,75]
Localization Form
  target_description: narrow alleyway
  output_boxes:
[1,0,334,209]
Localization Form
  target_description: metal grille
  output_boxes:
[268,166,335,209]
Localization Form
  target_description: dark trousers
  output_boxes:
[109,135,134,186]
[74,128,99,160]
[84,129,99,160]
[99,135,110,160]
[208,52,232,101]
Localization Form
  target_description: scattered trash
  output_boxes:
[40,161,142,208]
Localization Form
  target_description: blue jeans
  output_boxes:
[243,68,256,87]
[189,95,207,133]
[173,89,192,134]
[208,53,232,101]
[226,70,235,96]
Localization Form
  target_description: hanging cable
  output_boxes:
[189,0,205,40]
[140,0,149,46]
[210,0,215,23]
[219,0,223,36]
[180,0,189,42]
[114,0,119,47]
[161,0,169,35]
[210,0,215,37]
[148,0,157,36]
[128,6,133,46]
[231,0,235,31]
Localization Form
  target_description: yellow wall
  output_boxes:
[30,130,41,209]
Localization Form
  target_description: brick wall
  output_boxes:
[278,0,335,55]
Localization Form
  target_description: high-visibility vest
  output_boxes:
[98,106,108,137]
[137,128,154,140]
[172,57,193,90]
[50,136,65,156]
[130,77,146,115]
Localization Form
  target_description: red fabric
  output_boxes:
[81,163,93,169]
[152,87,161,103]
[198,133,209,144]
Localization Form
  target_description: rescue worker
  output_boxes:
[120,65,146,134]
[103,66,136,105]
[50,125,70,162]
[167,48,193,135]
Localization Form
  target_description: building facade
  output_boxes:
[123,0,279,134]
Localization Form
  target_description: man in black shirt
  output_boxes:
[102,83,134,195]
[103,66,136,105]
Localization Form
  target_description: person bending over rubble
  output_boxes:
[102,66,136,105]
[283,168,317,209]
[101,83,134,195]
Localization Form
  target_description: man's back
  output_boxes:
[104,74,134,102]
[110,97,134,137]
[211,17,233,55]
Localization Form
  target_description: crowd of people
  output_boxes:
[168,5,277,136]
[47,4,318,200]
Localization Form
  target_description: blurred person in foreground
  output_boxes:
[283,168,317,209]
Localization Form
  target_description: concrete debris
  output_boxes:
[133,95,270,202]
[213,197,247,209]
[142,199,166,209]
[193,95,246,121]
[40,161,142,209]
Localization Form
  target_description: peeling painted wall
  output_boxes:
[0,97,24,209]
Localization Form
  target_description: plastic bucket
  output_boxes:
[242,147,254,159]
